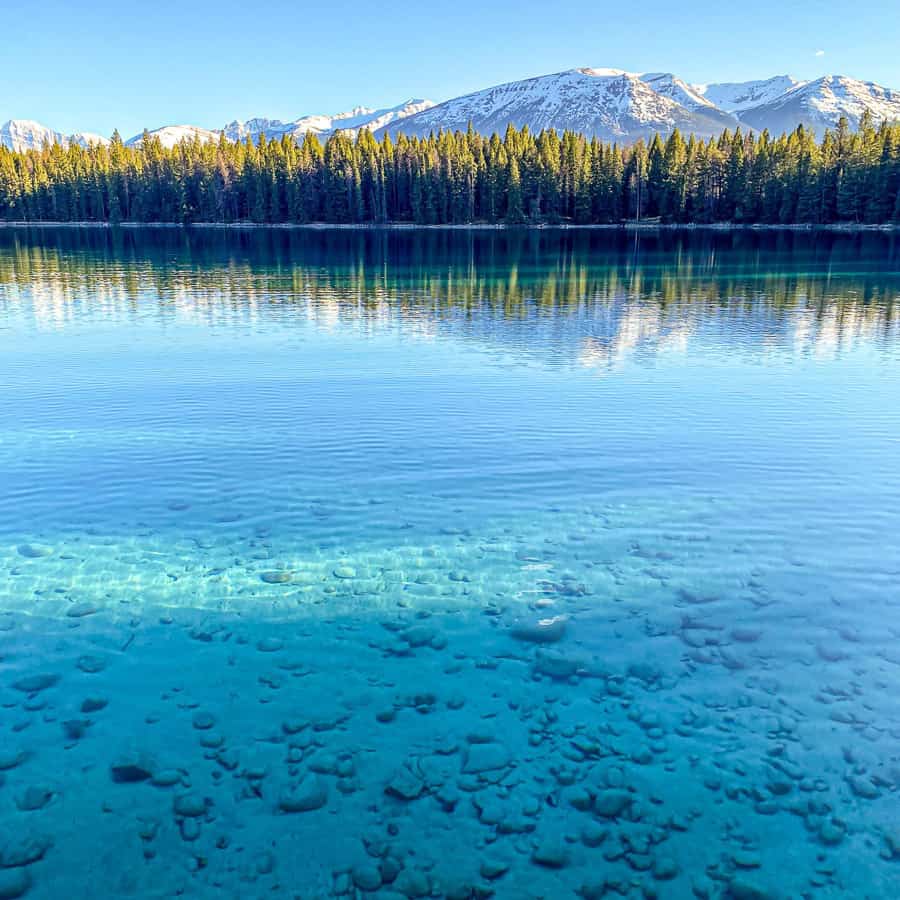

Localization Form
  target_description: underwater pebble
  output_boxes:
[393,869,430,898]
[151,770,182,788]
[511,615,567,644]
[191,711,216,730]
[256,637,284,652]
[351,864,382,891]
[173,793,207,818]
[260,571,292,584]
[76,655,107,674]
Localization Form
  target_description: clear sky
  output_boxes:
[3,0,897,138]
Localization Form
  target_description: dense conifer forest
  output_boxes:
[1,114,899,225]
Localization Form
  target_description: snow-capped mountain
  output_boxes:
[726,76,900,137]
[639,73,720,112]
[125,125,222,149]
[377,69,740,142]
[381,69,900,142]
[4,69,900,153]
[221,100,434,143]
[0,120,111,152]
[0,120,65,152]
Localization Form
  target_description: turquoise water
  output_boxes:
[1,227,899,899]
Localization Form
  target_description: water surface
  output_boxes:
[1,228,899,899]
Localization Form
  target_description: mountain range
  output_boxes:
[3,68,899,153]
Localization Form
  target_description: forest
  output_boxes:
[1,113,899,225]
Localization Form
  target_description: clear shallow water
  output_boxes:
[1,227,899,899]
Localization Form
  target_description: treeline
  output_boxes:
[1,113,899,225]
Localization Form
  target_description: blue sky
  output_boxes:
[3,0,897,137]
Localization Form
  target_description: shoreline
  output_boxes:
[0,220,898,233]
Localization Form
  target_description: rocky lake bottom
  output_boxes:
[3,488,900,900]
[1,228,899,898]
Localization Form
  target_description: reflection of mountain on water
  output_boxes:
[0,227,897,364]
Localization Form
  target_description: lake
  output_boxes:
[1,226,899,899]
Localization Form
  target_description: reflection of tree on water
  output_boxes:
[0,227,897,363]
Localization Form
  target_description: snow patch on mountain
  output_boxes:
[0,120,65,152]
[695,76,801,113]
[126,125,222,148]
[640,73,717,111]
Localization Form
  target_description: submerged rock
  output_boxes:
[511,615,567,644]
[727,878,774,900]
[256,637,284,652]
[173,794,208,818]
[462,742,511,774]
[17,543,52,558]
[351,864,382,891]
[260,571,292,584]
[151,770,183,788]
[534,649,582,680]
[847,773,880,799]
[16,786,53,812]
[393,869,430,898]
[278,775,327,813]
[532,839,568,868]
[0,834,52,867]
[594,789,633,818]
[111,753,155,784]
[11,674,59,694]
[191,711,216,730]
[76,655,108,674]
[65,602,99,618]
[385,766,425,800]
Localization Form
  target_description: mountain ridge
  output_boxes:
[3,68,899,153]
